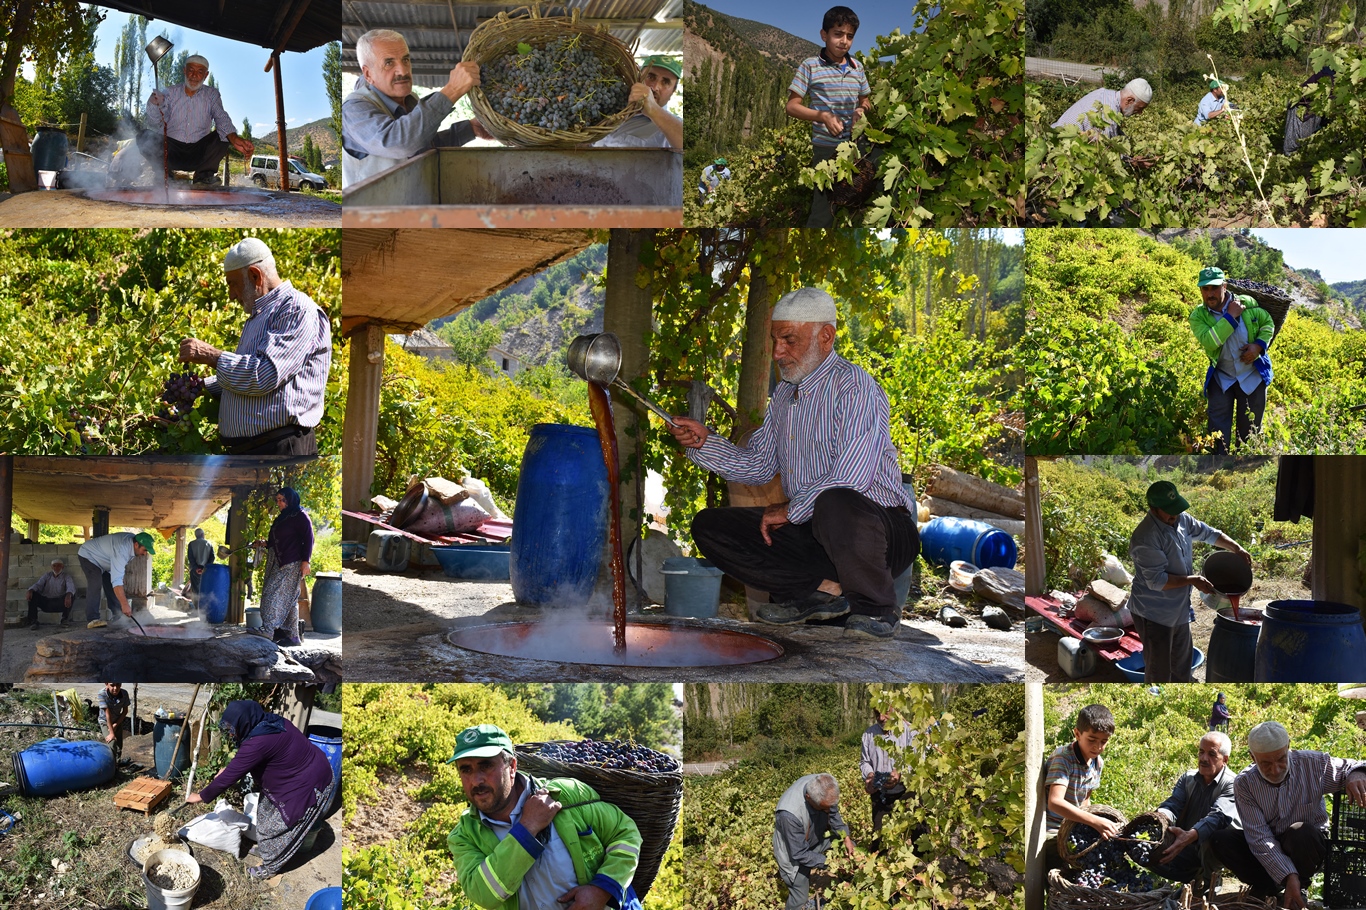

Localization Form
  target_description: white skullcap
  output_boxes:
[186,54,209,69]
[772,287,838,324]
[223,237,275,273]
[1124,78,1153,104]
[1247,721,1290,754]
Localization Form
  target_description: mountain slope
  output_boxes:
[710,9,820,71]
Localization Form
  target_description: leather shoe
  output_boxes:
[843,614,897,640]
[756,592,849,625]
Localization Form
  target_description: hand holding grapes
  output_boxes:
[179,338,222,366]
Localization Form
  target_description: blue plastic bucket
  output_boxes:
[304,887,343,910]
[153,717,192,780]
[200,564,230,624]
[13,738,115,796]
[431,545,511,580]
[310,573,342,634]
[661,558,724,618]
[245,607,262,630]
[1255,600,1366,682]
[509,424,609,606]
[1116,648,1206,682]
[919,517,1017,570]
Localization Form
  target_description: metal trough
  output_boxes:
[343,147,682,228]
[447,621,784,667]
[126,624,217,640]
[80,187,272,206]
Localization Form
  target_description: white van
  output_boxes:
[248,154,326,191]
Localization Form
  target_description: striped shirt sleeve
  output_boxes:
[686,407,782,486]
[789,61,812,98]
[784,371,889,524]
[217,300,319,396]
[144,85,236,144]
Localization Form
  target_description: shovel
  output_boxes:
[566,333,677,427]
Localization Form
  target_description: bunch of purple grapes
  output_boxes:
[1066,823,1160,892]
[1124,818,1164,867]
[536,740,678,773]
[160,372,204,419]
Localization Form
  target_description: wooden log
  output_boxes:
[972,567,1026,614]
[925,496,1020,526]
[926,465,1026,519]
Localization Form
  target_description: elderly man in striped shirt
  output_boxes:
[667,287,919,641]
[178,238,332,456]
[1051,78,1153,140]
[1209,721,1366,909]
[137,55,253,186]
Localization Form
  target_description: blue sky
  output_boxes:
[84,7,333,135]
[697,0,918,58]
[1249,229,1365,285]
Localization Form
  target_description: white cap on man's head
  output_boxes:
[1247,720,1290,754]
[772,287,837,324]
[223,237,275,273]
[186,54,209,70]
[1124,78,1153,104]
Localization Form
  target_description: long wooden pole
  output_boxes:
[0,455,11,654]
[272,53,289,192]
[165,684,202,782]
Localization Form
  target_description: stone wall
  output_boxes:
[5,544,154,624]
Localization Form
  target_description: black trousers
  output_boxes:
[690,487,919,620]
[1209,822,1326,895]
[870,781,913,833]
[27,593,71,623]
[220,425,316,456]
[136,129,228,180]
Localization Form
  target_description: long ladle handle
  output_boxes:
[609,379,677,427]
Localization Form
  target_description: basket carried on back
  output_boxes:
[1226,278,1291,335]
[515,741,682,900]
[1047,868,1187,910]
[1121,811,1169,869]
[827,141,882,208]
[464,5,640,148]
[1058,805,1128,868]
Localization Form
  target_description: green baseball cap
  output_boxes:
[1209,79,1226,90]
[134,531,157,555]
[640,55,682,80]
[1147,481,1190,514]
[447,724,514,763]
[715,157,727,166]
[1197,266,1227,287]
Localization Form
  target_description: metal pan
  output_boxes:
[1082,626,1124,644]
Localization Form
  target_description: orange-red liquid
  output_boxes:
[588,382,626,652]
[1229,593,1240,622]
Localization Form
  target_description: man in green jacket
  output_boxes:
[447,725,644,910]
[1189,267,1275,454]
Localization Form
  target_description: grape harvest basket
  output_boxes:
[515,740,682,899]
[464,5,641,148]
[1059,805,1128,868]
[1226,278,1292,335]
[1048,868,1188,910]
[1204,894,1276,910]
[1121,812,1169,868]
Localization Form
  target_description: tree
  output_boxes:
[302,133,315,173]
[240,117,253,142]
[0,0,98,113]
[321,41,342,143]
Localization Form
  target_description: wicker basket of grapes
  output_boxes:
[1121,812,1169,869]
[1048,868,1188,909]
[515,739,682,900]
[1225,278,1292,335]
[463,5,641,148]
[1059,805,1129,868]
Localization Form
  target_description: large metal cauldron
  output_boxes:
[448,621,783,667]
[80,188,271,206]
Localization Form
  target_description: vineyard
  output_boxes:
[684,685,1024,910]
[685,0,1024,227]
[1022,229,1366,454]
[0,229,344,454]
[341,684,684,910]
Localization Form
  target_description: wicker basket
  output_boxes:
[1059,805,1129,868]
[1121,812,1170,868]
[1226,278,1292,335]
[464,5,641,148]
[827,142,882,208]
[1047,868,1188,909]
[515,741,682,900]
[1205,892,1276,910]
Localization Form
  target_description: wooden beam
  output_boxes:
[1312,454,1365,611]
[342,324,385,542]
[272,53,290,191]
[1024,683,1046,910]
[266,0,315,66]
[226,489,247,625]
[0,455,11,646]
[173,527,187,590]
[26,519,39,541]
[1024,456,1045,596]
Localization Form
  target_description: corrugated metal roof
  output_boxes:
[92,0,340,54]
[344,0,682,88]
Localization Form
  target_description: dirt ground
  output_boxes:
[0,686,340,909]
[0,186,339,227]
[341,563,1024,682]
[1024,576,1309,683]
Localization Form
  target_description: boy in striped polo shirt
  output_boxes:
[786,7,872,227]
[1043,704,1120,870]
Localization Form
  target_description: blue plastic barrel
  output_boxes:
[310,573,342,634]
[30,127,68,172]
[1255,600,1366,682]
[304,887,343,910]
[1206,607,1262,683]
[153,716,191,780]
[308,724,342,813]
[919,517,1017,570]
[200,564,230,624]
[509,424,610,606]
[13,738,115,796]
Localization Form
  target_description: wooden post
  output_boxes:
[225,489,247,624]
[172,527,187,591]
[76,112,86,152]
[0,455,11,644]
[26,519,39,541]
[342,324,384,542]
[1025,682,1046,910]
[272,52,289,192]
[1024,456,1045,596]
[92,507,110,538]
[1312,454,1366,611]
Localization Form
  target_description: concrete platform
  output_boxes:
[0,186,339,227]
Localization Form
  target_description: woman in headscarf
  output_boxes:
[251,487,313,646]
[186,700,336,881]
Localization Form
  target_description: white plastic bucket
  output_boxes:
[142,848,201,910]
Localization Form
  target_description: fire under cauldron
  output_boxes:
[79,187,273,206]
[448,621,784,667]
